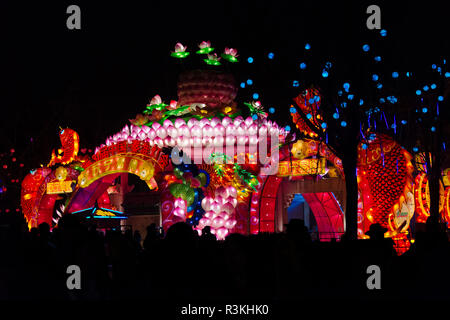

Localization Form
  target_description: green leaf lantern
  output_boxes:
[170,183,195,206]
[169,183,183,198]
[173,167,184,179]
[196,173,207,187]
[184,188,196,206]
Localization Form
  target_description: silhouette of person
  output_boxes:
[366,223,387,241]
[366,223,396,260]
[38,222,51,243]
[285,219,312,244]
[133,230,142,248]
[200,226,216,241]
[143,223,160,252]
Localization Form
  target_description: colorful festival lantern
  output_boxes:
[356,133,415,238]
[20,43,448,251]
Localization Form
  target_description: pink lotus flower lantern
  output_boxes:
[171,43,190,58]
[196,41,214,54]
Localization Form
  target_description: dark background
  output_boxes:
[1,0,449,160]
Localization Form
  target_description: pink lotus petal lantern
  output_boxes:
[214,195,225,206]
[245,116,254,128]
[202,137,212,146]
[233,116,244,127]
[237,123,247,135]
[199,40,211,49]
[216,227,229,240]
[174,198,187,210]
[269,127,279,136]
[174,43,187,53]
[222,203,235,215]
[168,100,177,110]
[199,217,211,227]
[203,124,213,137]
[226,124,236,135]
[192,136,202,147]
[156,127,167,139]
[210,201,221,213]
[226,186,237,198]
[145,138,154,146]
[201,197,213,211]
[210,117,221,128]
[215,186,228,199]
[249,135,258,145]
[226,197,238,208]
[226,136,236,145]
[174,118,185,128]
[179,124,190,137]
[173,207,186,219]
[121,132,129,140]
[198,219,207,228]
[152,122,162,131]
[214,124,225,137]
[163,119,173,128]
[224,219,237,229]
[139,132,146,140]
[187,118,199,128]
[148,129,156,140]
[175,136,184,147]
[237,136,248,145]
[164,137,175,147]
[191,125,202,137]
[199,118,210,128]
[222,117,233,127]
[150,95,163,105]
[212,216,225,229]
[204,211,214,219]
[154,137,164,148]
[213,136,224,147]
[167,126,178,138]
[248,124,258,136]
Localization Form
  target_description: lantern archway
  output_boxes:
[21,134,168,229]
[249,143,346,240]
[66,142,168,214]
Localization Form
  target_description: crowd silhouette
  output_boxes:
[0,212,449,301]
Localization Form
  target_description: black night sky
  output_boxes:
[1,1,449,163]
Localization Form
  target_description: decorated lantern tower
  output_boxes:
[20,42,287,240]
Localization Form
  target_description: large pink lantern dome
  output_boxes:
[177,69,238,109]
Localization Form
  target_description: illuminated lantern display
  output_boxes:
[19,42,447,249]
[290,87,323,138]
[356,133,414,239]
[21,168,52,228]
[48,128,80,166]
[20,61,287,237]
[413,171,445,223]
[444,187,450,223]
